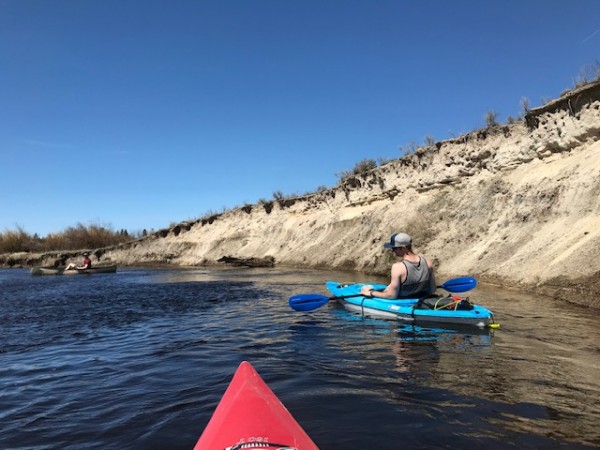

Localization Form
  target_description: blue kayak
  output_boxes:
[326,281,495,328]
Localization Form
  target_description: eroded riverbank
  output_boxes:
[4,82,600,308]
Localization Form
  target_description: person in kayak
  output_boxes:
[360,232,436,299]
[65,253,92,271]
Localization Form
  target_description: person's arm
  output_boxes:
[360,262,406,299]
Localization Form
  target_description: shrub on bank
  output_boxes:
[0,223,139,253]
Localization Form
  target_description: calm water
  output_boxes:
[1,267,599,449]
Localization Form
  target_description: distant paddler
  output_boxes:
[65,253,92,271]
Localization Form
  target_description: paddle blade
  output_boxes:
[440,277,477,293]
[289,293,330,312]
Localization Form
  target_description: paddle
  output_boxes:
[289,292,366,312]
[289,276,477,312]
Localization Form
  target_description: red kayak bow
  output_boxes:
[194,361,318,450]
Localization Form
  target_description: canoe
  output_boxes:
[30,264,117,276]
[63,264,117,275]
[326,280,495,328]
[195,361,318,450]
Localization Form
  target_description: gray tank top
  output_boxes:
[398,256,435,297]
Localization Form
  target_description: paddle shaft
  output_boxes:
[291,292,367,306]
[330,292,372,301]
[349,277,476,298]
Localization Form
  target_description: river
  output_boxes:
[1,267,598,449]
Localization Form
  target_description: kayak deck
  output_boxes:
[326,281,495,328]
[195,361,318,450]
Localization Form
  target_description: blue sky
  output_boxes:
[2,1,599,237]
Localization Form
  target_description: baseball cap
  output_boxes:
[383,232,412,249]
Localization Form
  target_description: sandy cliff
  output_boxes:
[18,82,600,308]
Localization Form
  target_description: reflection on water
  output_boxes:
[0,267,598,449]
